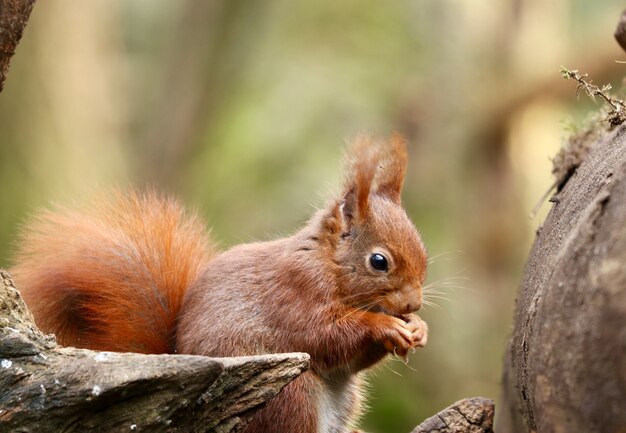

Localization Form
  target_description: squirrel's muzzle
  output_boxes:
[384,284,422,314]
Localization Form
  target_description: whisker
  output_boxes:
[382,362,403,377]
[423,285,469,293]
[422,299,454,322]
[424,282,468,289]
[388,355,419,372]
[337,296,386,321]
[427,276,470,282]
[423,294,453,303]
[422,299,444,311]
[422,291,451,300]
[423,280,472,294]
[423,291,458,300]
[422,280,468,291]
[339,292,381,305]
[432,287,475,296]
[427,250,465,265]
[422,276,469,290]
[403,360,418,373]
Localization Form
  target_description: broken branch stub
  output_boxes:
[410,397,495,433]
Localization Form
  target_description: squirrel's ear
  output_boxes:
[341,135,379,226]
[374,132,408,204]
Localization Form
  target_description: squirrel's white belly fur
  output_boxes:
[317,370,363,433]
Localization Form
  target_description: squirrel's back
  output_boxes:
[11,190,215,353]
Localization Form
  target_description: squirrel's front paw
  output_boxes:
[374,315,416,359]
[399,313,428,348]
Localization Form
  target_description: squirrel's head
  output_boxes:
[332,133,427,316]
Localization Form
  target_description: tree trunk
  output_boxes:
[497,123,626,432]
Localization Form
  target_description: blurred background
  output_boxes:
[0,0,624,431]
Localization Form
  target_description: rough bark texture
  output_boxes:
[0,270,310,433]
[498,124,626,433]
[0,0,36,92]
[410,397,494,433]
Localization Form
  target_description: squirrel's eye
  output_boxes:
[369,253,389,272]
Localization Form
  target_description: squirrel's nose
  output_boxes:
[399,284,422,313]
[406,300,421,312]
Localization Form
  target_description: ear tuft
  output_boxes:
[341,135,380,224]
[375,132,408,203]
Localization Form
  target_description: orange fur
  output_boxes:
[11,190,214,353]
[375,132,408,203]
[343,135,380,219]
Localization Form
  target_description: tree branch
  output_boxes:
[0,270,309,432]
[410,397,494,433]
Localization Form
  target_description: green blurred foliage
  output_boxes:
[0,0,624,431]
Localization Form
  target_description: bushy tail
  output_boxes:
[10,190,215,354]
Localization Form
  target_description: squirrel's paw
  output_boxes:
[399,313,428,348]
[377,315,416,360]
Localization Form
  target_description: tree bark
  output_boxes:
[410,397,494,433]
[497,124,626,432]
[0,270,310,433]
[0,0,36,92]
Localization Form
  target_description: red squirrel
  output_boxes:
[11,133,429,433]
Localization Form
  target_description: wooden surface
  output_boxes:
[411,397,494,433]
